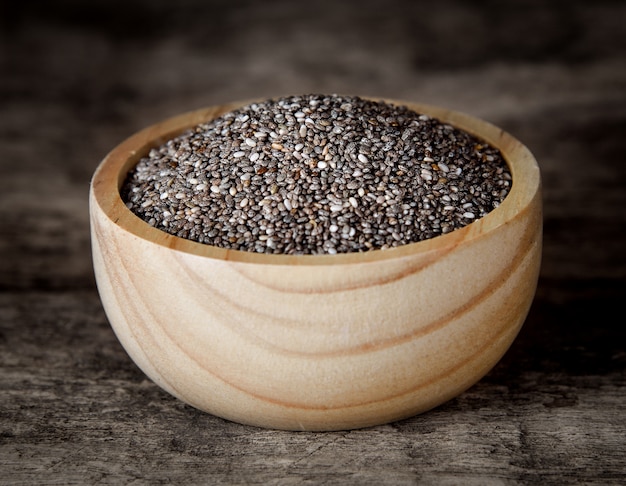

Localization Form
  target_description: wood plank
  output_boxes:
[1,0,625,482]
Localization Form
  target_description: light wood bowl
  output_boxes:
[90,99,542,431]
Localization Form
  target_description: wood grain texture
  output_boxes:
[89,101,542,430]
[2,0,625,482]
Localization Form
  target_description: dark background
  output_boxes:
[1,1,625,484]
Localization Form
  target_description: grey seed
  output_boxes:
[122,94,510,256]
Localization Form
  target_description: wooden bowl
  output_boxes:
[89,99,542,431]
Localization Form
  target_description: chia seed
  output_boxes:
[121,94,511,255]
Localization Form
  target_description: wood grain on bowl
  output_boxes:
[90,100,542,431]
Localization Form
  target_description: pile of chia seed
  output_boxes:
[122,94,511,255]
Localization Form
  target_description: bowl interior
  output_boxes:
[90,98,541,266]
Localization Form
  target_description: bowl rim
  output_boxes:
[90,96,541,266]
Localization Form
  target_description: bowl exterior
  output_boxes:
[90,185,541,431]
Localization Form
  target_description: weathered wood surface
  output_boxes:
[1,0,625,484]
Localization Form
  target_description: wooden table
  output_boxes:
[2,1,625,484]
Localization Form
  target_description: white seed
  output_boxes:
[463,212,476,219]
